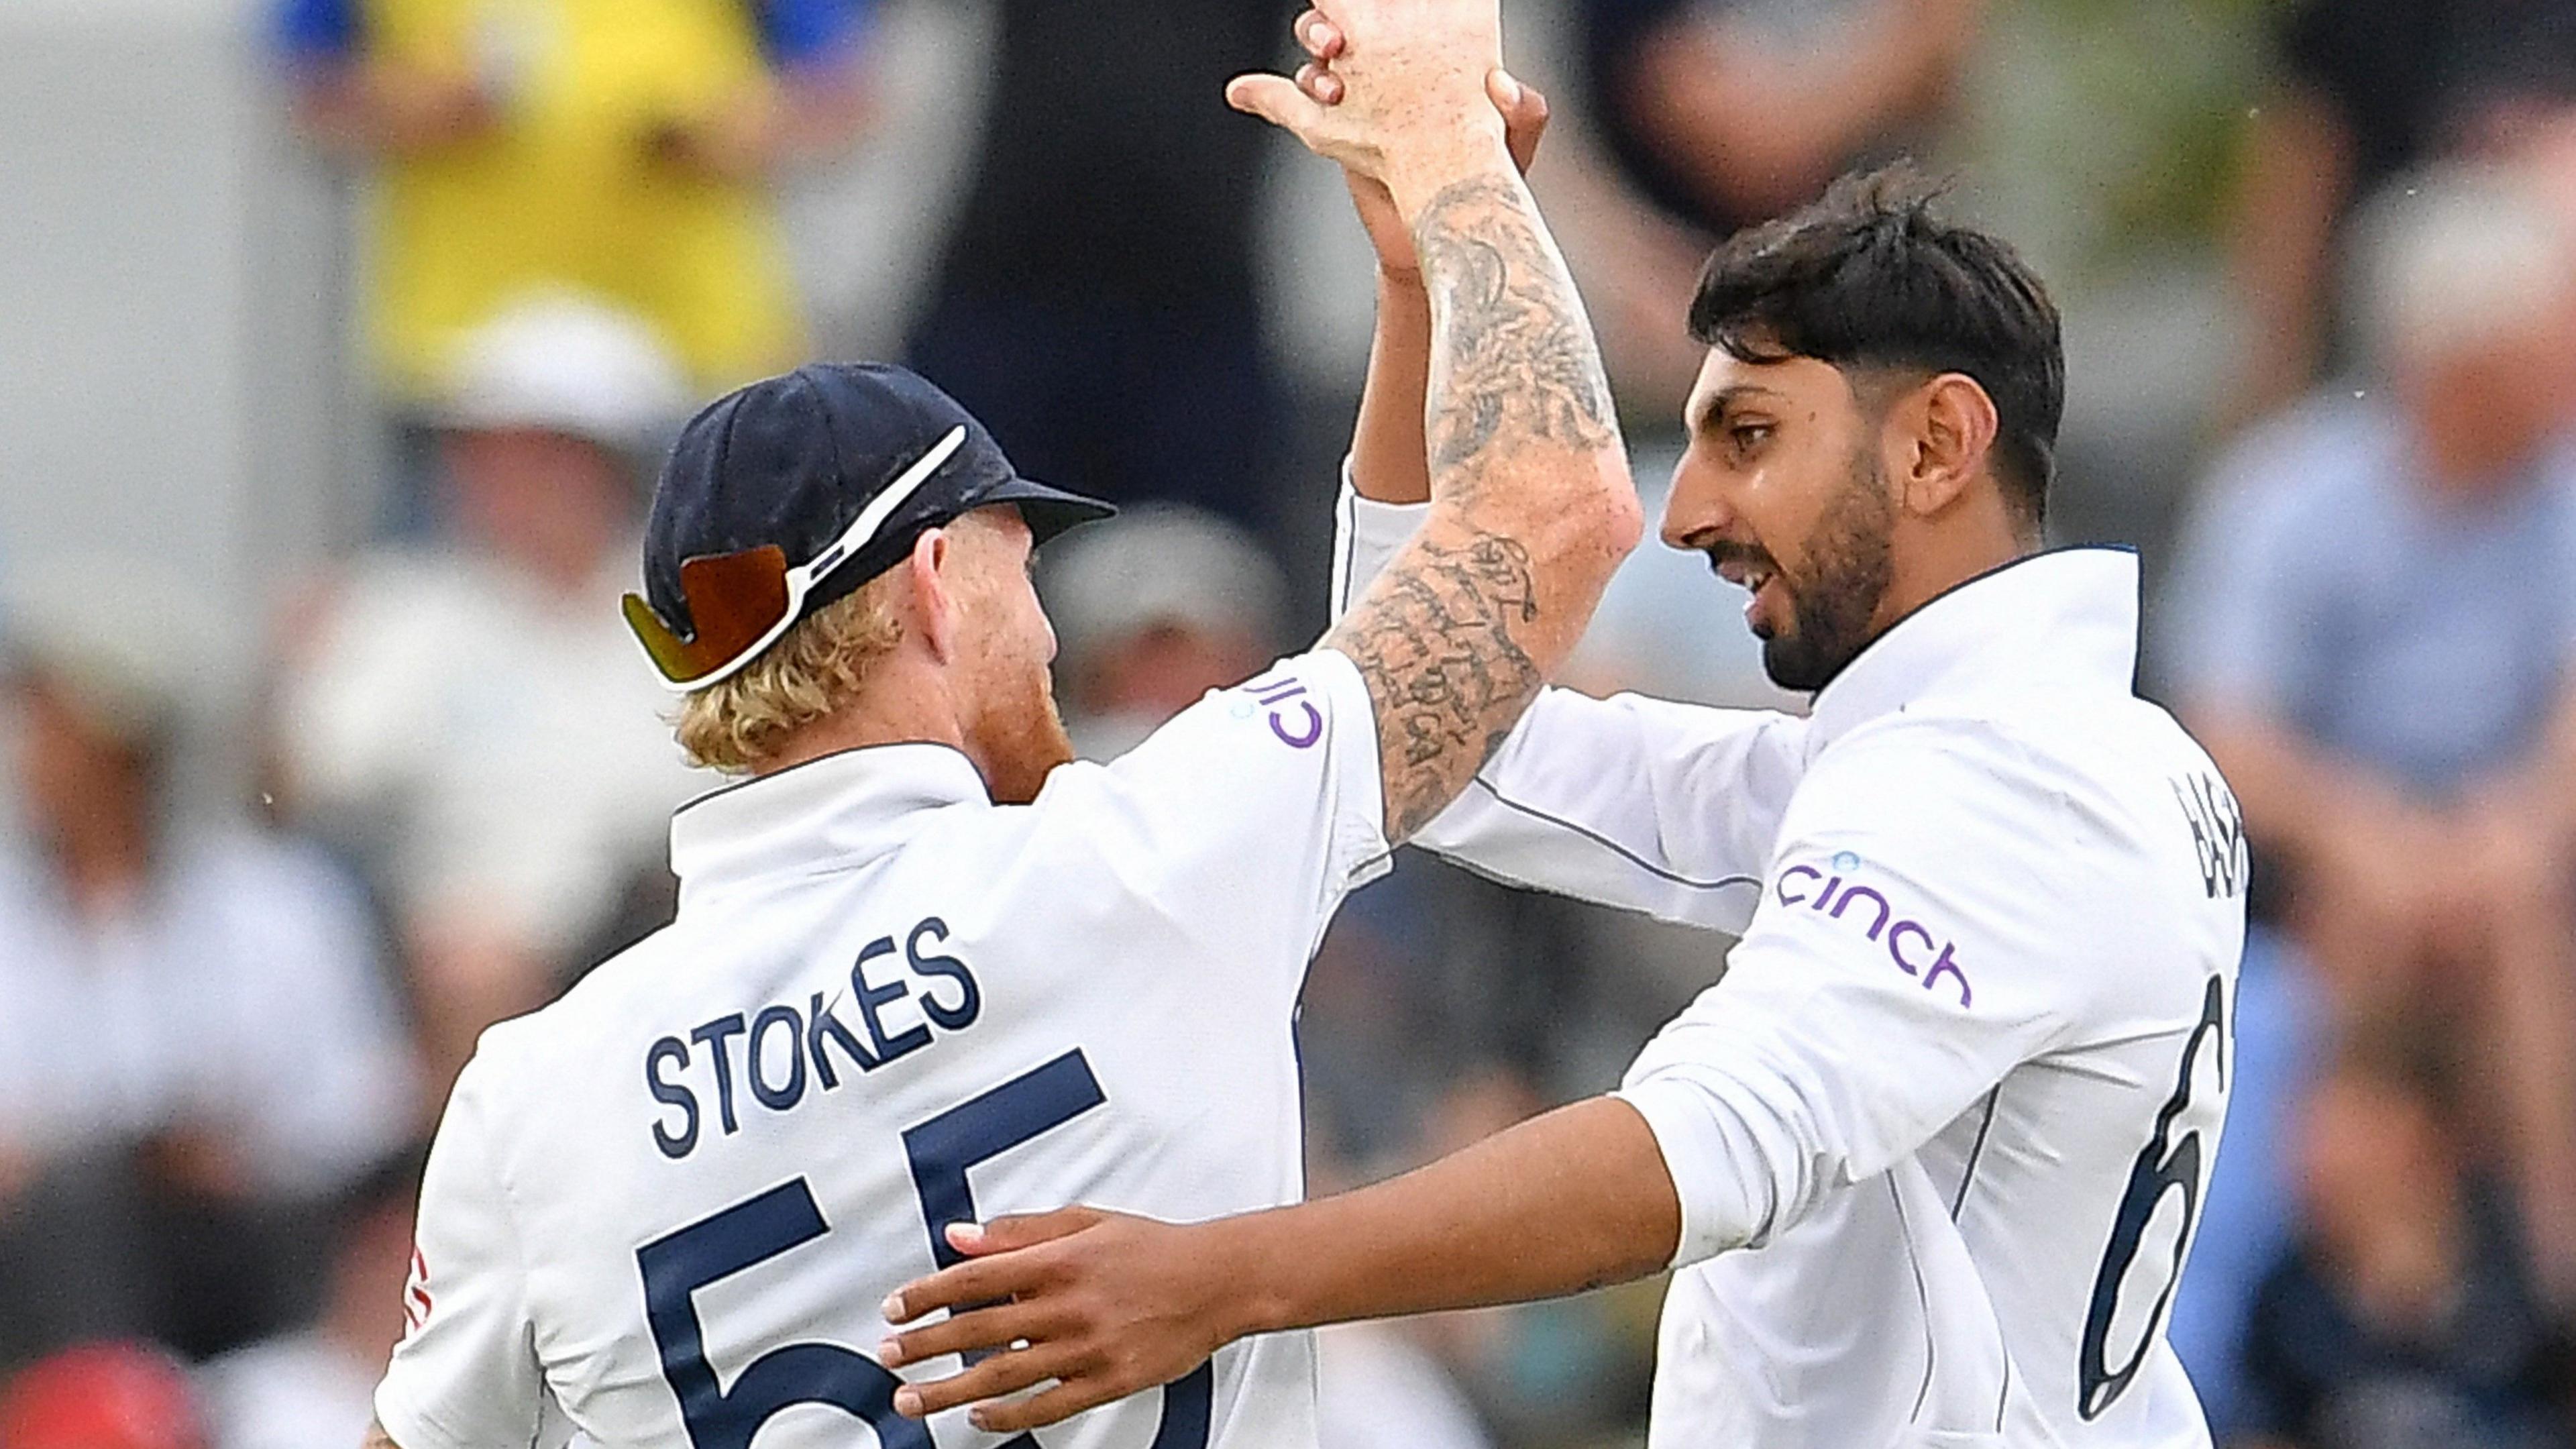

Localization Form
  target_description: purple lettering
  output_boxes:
[1776,865,1824,907]
[1923,943,1972,1008]
[1813,876,1843,912]
[1887,921,1934,977]
[1829,885,1893,941]
[1269,701,1323,749]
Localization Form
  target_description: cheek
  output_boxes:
[1031,593,1059,664]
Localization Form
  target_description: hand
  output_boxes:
[1295,9,1550,281]
[1226,0,1509,205]
[878,1207,1246,1434]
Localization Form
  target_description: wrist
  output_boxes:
[1381,127,1515,223]
[1375,264,1430,303]
[1202,1212,1301,1340]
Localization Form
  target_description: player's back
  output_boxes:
[1907,674,2247,1445]
[377,652,1391,1449]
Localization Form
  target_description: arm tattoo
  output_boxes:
[1334,527,1541,838]
[1415,174,1617,482]
[1330,170,1621,840]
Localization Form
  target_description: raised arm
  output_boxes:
[1318,40,1803,926]
[1231,0,1641,843]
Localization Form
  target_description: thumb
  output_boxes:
[947,1205,1108,1256]
[1226,71,1329,141]
[1489,67,1551,175]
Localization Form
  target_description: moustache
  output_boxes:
[1702,541,1778,575]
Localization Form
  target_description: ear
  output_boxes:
[906,528,960,665]
[1898,374,2000,518]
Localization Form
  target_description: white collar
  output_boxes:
[669,743,991,898]
[1805,547,2141,756]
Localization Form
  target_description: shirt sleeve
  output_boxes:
[375,1055,547,1449]
[273,0,360,62]
[1611,718,2086,1267]
[1025,646,1390,1005]
[1334,468,1807,932]
[755,0,875,70]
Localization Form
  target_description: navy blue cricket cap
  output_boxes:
[640,362,1114,639]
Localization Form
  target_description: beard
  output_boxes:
[1748,447,1898,693]
[969,665,1077,805]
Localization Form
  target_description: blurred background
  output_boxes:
[3,0,2575,1446]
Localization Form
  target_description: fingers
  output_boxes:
[1224,72,1329,140]
[883,1254,1037,1324]
[1296,61,1344,106]
[887,1208,1113,1322]
[1295,9,1344,60]
[952,1205,1106,1256]
[1489,68,1551,174]
[877,1300,1061,1371]
[890,1340,1091,1421]
[965,1376,1136,1436]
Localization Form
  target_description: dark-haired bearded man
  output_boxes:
[874,21,2249,1449]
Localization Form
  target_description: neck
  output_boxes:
[757,672,972,778]
[1872,502,2036,639]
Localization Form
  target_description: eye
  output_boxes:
[1728,421,1773,456]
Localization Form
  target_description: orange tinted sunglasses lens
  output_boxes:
[621,545,793,684]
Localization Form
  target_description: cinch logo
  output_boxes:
[1236,671,1322,749]
[1774,855,1973,1008]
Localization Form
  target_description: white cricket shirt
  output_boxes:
[376,649,1389,1449]
[1338,486,2247,1449]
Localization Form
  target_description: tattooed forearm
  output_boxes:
[1413,174,1618,483]
[1330,523,1542,839]
[1330,162,1631,842]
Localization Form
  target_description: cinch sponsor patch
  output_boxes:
[1771,858,1973,1008]
[1232,671,1322,749]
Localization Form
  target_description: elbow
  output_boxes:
[1599,474,1648,561]
[1542,460,1646,585]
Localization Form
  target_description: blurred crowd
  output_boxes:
[3,1,2575,1447]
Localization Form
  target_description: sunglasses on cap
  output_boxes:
[623,425,967,692]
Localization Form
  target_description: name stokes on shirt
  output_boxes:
[645,916,983,1159]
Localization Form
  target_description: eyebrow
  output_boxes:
[1686,384,1785,436]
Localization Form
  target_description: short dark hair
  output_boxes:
[1688,164,2065,527]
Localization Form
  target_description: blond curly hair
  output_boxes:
[674,580,907,773]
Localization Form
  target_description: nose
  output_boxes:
[1660,447,1735,551]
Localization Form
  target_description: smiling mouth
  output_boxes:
[1712,555,1777,595]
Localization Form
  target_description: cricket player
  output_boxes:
[360,3,1638,1444]
[874,23,2251,1448]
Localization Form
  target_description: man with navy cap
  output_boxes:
[362,0,1635,1442]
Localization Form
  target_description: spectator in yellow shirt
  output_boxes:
[276,0,875,405]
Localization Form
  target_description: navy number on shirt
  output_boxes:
[635,1050,1210,1449]
[2076,975,2229,1419]
[638,1178,930,1449]
[902,1050,1213,1445]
